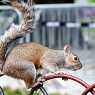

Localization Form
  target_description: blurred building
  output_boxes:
[0,0,74,5]
[23,0,74,4]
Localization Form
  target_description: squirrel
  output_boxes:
[0,0,82,88]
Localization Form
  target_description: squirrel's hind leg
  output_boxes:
[3,59,36,88]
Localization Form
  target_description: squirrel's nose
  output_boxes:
[73,63,82,71]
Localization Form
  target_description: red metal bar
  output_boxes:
[82,83,95,95]
[42,72,95,94]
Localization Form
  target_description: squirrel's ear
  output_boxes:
[63,44,71,56]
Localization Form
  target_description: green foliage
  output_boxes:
[2,87,69,95]
[3,87,47,95]
[88,0,95,3]
[3,87,27,95]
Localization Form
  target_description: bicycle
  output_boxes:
[0,71,95,95]
[30,72,95,95]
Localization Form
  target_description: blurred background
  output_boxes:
[0,0,95,95]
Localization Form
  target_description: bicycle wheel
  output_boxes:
[0,87,4,95]
[30,82,48,95]
[30,87,48,95]
[82,83,95,95]
[30,71,95,95]
[42,72,95,95]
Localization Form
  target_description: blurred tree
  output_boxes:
[88,0,95,3]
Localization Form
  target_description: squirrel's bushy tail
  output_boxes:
[0,0,36,61]
[0,0,35,45]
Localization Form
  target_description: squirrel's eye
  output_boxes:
[74,56,78,61]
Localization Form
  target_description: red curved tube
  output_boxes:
[82,83,95,95]
[43,72,95,94]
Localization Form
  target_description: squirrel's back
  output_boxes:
[6,42,48,66]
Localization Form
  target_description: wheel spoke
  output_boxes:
[0,87,4,95]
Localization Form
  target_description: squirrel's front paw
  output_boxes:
[62,77,68,81]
